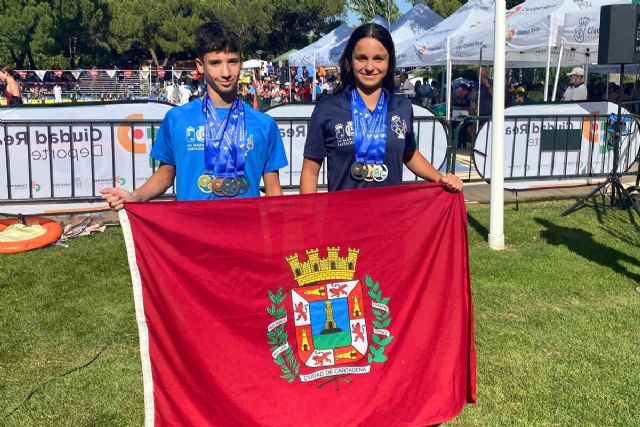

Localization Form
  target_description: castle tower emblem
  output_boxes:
[287,247,368,372]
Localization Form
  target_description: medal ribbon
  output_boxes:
[351,88,388,165]
[202,93,246,178]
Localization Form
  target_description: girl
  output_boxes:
[300,24,462,193]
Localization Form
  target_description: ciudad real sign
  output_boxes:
[472,102,640,190]
[0,102,173,199]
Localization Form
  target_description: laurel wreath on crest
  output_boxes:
[365,275,393,364]
[267,288,300,382]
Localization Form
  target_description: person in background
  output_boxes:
[53,83,63,103]
[0,66,22,105]
[514,87,526,105]
[429,80,440,105]
[505,81,516,107]
[396,72,415,97]
[561,67,587,101]
[478,67,493,117]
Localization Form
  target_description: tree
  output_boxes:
[109,0,200,68]
[0,0,54,68]
[262,0,346,56]
[413,0,526,20]
[46,0,111,68]
[196,0,276,55]
[349,0,400,25]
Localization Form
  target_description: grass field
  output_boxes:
[1,200,639,426]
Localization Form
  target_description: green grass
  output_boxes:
[1,200,639,426]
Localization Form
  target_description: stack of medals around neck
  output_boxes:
[197,93,250,197]
[350,88,389,183]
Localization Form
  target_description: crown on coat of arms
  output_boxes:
[286,247,359,286]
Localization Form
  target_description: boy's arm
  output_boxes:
[100,164,176,211]
[263,171,283,196]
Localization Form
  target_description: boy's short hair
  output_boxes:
[195,21,241,59]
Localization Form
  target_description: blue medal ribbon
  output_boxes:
[351,88,388,165]
[202,93,246,178]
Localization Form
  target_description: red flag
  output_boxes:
[189,70,201,79]
[90,70,99,78]
[157,70,166,78]
[53,70,63,78]
[120,183,476,426]
[124,70,133,78]
[17,71,28,79]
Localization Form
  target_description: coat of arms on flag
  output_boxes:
[267,247,393,384]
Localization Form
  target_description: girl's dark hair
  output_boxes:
[334,23,396,94]
[195,21,241,59]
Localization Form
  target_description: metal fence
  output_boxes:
[1,113,639,204]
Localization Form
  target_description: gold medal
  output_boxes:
[364,164,374,182]
[198,174,213,193]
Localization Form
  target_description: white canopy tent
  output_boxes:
[311,15,391,67]
[426,0,628,98]
[551,1,629,99]
[445,0,628,65]
[411,0,495,118]
[412,0,496,67]
[391,2,444,67]
[288,24,353,67]
[413,0,627,115]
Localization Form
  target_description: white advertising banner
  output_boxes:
[266,103,450,187]
[472,102,640,190]
[0,102,174,200]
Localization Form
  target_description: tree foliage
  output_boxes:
[414,0,526,19]
[350,0,400,24]
[0,0,347,68]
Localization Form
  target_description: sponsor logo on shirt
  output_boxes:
[391,115,406,140]
[334,121,355,146]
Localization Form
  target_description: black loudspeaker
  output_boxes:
[598,4,640,64]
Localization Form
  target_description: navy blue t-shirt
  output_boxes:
[304,89,416,191]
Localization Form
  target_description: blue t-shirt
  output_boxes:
[304,89,416,192]
[150,98,288,200]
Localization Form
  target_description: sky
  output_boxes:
[346,0,413,26]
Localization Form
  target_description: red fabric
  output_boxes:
[124,183,476,427]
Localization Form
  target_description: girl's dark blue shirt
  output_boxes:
[304,89,416,192]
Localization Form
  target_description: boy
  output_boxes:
[101,21,288,210]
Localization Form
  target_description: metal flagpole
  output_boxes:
[489,0,506,250]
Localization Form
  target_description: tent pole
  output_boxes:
[288,66,292,102]
[606,72,609,101]
[584,49,590,84]
[312,52,317,102]
[544,15,554,101]
[552,44,564,102]
[477,45,485,133]
[446,37,452,121]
